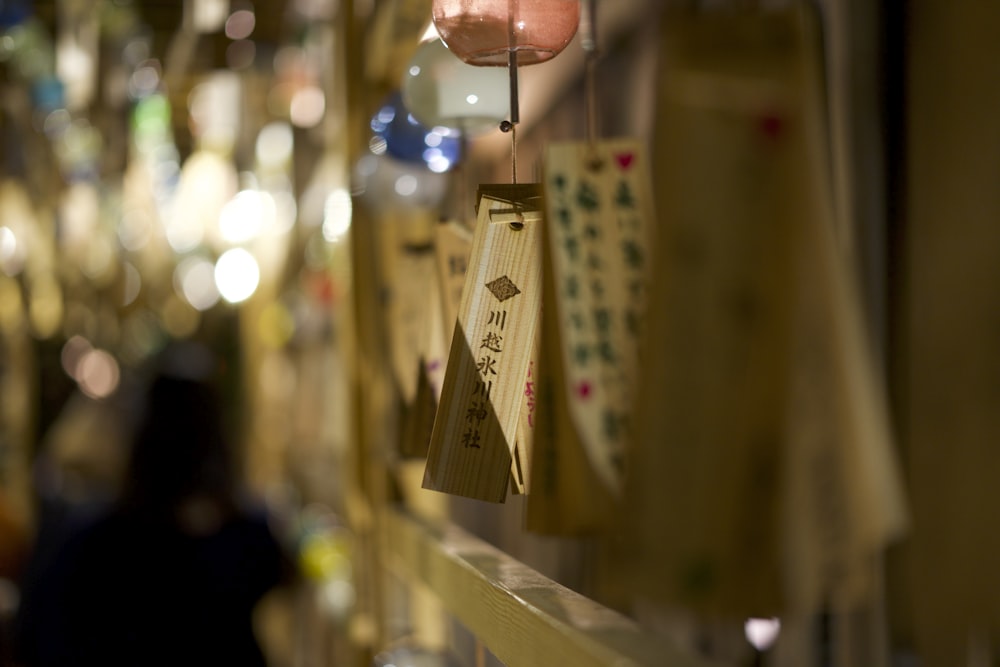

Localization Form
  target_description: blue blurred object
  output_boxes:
[369,91,461,173]
[0,0,32,28]
[32,75,64,112]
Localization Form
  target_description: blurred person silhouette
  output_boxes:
[15,341,291,667]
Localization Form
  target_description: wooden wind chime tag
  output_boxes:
[779,5,908,618]
[781,193,908,615]
[382,211,437,406]
[400,354,439,458]
[381,211,440,458]
[400,272,446,459]
[526,139,655,534]
[402,222,470,458]
[626,9,806,617]
[433,220,474,374]
[628,5,908,620]
[433,219,532,494]
[422,268,449,401]
[422,185,543,503]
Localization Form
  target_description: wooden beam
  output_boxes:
[380,507,723,667]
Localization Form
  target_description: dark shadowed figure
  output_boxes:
[15,345,289,667]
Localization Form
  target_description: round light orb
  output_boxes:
[214,248,260,304]
[77,348,121,399]
[61,335,92,380]
[225,8,255,40]
[175,255,221,311]
[256,121,294,168]
[432,0,580,67]
[322,188,352,242]
[402,38,509,135]
[218,189,271,244]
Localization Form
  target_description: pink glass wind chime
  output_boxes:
[431,0,581,182]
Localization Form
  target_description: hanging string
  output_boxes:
[582,0,601,169]
[500,0,520,184]
[507,45,521,128]
[500,46,520,184]
[510,120,518,184]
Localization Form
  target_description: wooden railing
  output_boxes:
[380,507,723,667]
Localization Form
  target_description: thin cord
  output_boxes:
[511,122,518,184]
[505,44,520,184]
[507,48,520,126]
[585,57,597,150]
[583,0,599,149]
[505,0,520,184]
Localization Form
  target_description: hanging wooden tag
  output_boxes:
[526,285,616,534]
[626,10,806,617]
[539,139,656,497]
[400,356,439,459]
[383,211,437,404]
[434,220,474,341]
[423,268,449,401]
[764,5,909,619]
[422,184,543,503]
[400,225,458,458]
[782,196,908,614]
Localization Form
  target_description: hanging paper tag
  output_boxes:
[539,139,656,497]
[422,185,543,503]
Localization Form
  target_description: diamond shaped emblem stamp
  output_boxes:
[485,275,521,302]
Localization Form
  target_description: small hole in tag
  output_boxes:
[509,212,525,230]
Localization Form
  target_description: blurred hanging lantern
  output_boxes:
[370,91,462,172]
[402,38,509,135]
[432,0,580,67]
